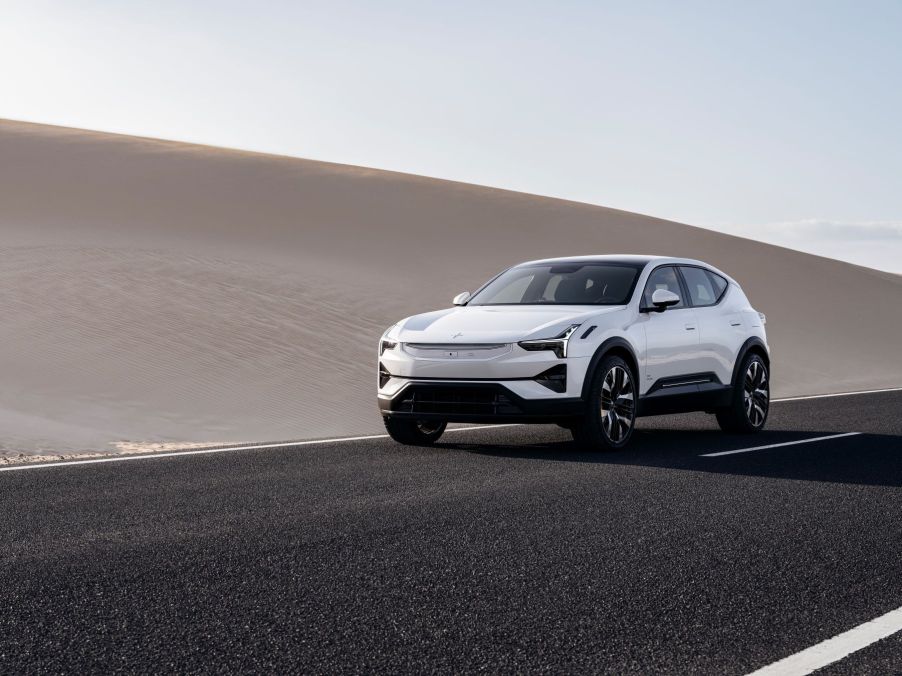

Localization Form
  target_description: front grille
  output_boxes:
[402,343,512,360]
[395,386,522,416]
[404,343,507,350]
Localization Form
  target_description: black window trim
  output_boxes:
[676,264,730,308]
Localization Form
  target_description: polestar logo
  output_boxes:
[452,332,463,339]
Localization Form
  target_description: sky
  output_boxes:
[2,0,901,272]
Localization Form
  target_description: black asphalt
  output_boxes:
[1,392,900,674]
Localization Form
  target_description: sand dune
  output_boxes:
[1,119,900,457]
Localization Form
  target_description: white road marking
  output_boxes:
[744,605,902,676]
[701,432,861,457]
[0,424,519,473]
[1,386,897,472]
[773,386,902,402]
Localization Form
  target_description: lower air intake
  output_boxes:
[534,364,567,393]
[378,363,391,388]
[396,386,522,416]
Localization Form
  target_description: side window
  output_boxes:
[706,270,728,301]
[642,266,684,308]
[680,267,718,307]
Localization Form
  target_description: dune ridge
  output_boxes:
[1,119,900,456]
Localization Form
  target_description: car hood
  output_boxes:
[394,305,623,343]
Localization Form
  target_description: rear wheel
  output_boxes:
[571,355,636,451]
[383,417,447,445]
[716,353,769,433]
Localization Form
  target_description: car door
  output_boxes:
[639,265,703,393]
[678,265,739,386]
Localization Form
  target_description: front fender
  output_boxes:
[580,336,642,401]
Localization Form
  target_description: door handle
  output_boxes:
[684,323,696,331]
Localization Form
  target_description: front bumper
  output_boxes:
[379,342,591,399]
[378,381,585,424]
[377,341,590,423]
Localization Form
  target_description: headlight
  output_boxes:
[518,324,581,359]
[380,325,399,355]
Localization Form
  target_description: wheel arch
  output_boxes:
[581,337,640,400]
[730,337,770,388]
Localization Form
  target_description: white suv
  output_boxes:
[378,255,769,450]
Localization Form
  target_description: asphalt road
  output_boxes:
[1,391,900,674]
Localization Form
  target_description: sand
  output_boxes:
[1,119,900,458]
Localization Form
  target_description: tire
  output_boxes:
[383,417,447,445]
[571,355,637,450]
[716,352,769,433]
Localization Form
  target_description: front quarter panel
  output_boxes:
[567,307,646,395]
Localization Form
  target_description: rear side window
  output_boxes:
[706,270,728,300]
[679,266,727,306]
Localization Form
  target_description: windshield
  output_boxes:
[468,262,643,306]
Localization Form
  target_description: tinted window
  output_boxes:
[468,263,642,305]
[707,270,728,300]
[680,266,718,306]
[642,266,684,308]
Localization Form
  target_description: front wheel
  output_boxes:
[716,353,769,433]
[571,355,637,450]
[383,417,447,445]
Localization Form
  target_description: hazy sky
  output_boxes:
[2,0,901,272]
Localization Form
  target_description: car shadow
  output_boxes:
[440,426,902,488]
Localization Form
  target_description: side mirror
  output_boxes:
[452,291,471,306]
[647,289,680,312]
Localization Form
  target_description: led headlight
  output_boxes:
[379,325,399,355]
[518,324,581,359]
